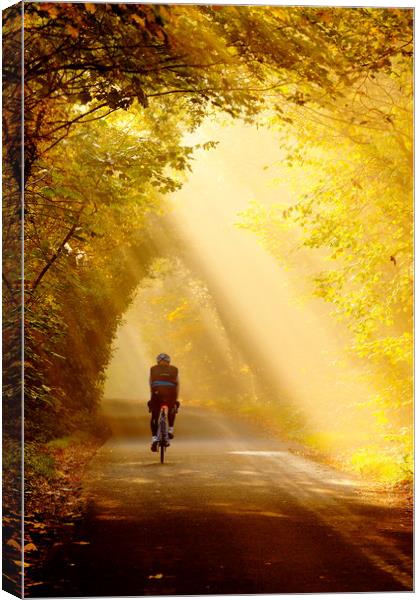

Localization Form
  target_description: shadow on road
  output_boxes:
[28,400,413,597]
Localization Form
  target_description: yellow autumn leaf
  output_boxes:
[131,14,146,28]
[85,3,96,14]
[13,560,30,568]
[65,24,79,39]
[44,4,59,18]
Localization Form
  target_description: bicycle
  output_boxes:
[156,404,170,463]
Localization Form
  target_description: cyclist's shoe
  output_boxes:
[151,441,158,452]
[164,440,170,447]
[168,427,174,439]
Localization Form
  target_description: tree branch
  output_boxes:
[30,206,85,293]
[2,273,19,306]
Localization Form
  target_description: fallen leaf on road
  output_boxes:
[74,541,90,545]
[7,538,21,550]
[24,543,37,552]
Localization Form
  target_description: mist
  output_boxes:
[104,119,376,451]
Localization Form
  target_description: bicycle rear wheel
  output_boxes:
[160,442,165,464]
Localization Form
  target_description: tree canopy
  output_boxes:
[2,4,413,479]
[238,40,413,477]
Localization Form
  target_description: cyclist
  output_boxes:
[148,353,180,452]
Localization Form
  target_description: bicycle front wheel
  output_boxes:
[160,442,165,464]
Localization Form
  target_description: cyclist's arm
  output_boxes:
[148,370,153,411]
[175,372,180,404]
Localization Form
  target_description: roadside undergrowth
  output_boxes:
[3,419,110,596]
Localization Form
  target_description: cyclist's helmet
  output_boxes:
[156,353,170,363]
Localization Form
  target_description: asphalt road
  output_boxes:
[38,403,413,596]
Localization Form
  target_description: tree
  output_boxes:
[16,4,413,182]
[238,48,413,478]
[23,104,200,438]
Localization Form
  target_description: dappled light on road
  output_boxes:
[72,406,411,595]
[230,450,291,457]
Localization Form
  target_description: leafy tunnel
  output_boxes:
[3,4,413,488]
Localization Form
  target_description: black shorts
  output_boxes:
[150,386,177,409]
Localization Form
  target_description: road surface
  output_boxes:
[35,403,413,596]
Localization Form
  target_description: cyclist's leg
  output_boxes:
[150,390,161,438]
[168,404,176,427]
[150,402,161,452]
[150,412,159,437]
[166,389,178,438]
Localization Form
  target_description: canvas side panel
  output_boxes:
[2,2,24,598]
